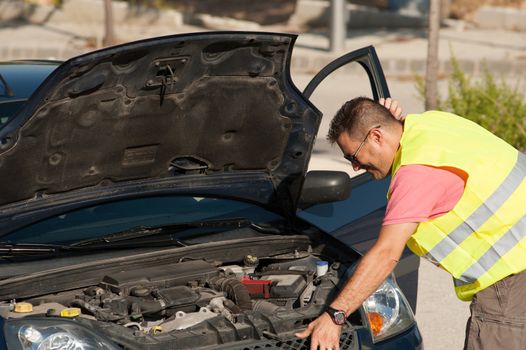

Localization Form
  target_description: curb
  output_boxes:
[2,44,525,78]
[290,52,526,78]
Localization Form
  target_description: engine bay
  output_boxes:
[1,249,359,349]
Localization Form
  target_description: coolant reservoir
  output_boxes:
[14,302,33,313]
[316,261,329,277]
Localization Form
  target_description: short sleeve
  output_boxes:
[383,164,465,226]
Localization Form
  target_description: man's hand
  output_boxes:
[379,97,405,121]
[295,313,342,350]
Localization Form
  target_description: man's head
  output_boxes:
[328,97,403,179]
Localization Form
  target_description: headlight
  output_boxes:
[4,318,120,350]
[361,274,415,343]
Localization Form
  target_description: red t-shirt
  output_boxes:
[383,164,466,225]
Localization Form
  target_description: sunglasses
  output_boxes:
[344,125,381,167]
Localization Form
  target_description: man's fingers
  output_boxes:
[379,97,405,120]
[309,337,318,350]
[295,324,313,339]
[294,329,309,339]
[380,97,392,109]
[295,314,341,350]
[385,97,393,110]
[394,105,403,117]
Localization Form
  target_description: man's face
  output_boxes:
[336,127,392,179]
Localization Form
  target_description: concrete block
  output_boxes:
[481,59,512,76]
[13,47,37,59]
[511,61,526,78]
[442,60,472,75]
[382,58,402,75]
[314,56,331,68]
[291,56,310,71]
[0,47,9,61]
[347,6,426,28]
[474,6,526,31]
[394,58,408,73]
[505,11,526,32]
[40,0,130,26]
[440,60,456,75]
[288,0,329,28]
[442,59,482,75]
[409,59,426,73]
[457,59,475,75]
[35,47,55,58]
[123,6,183,27]
[192,13,260,31]
[0,0,25,21]
[24,4,56,24]
[474,6,506,30]
[62,48,84,60]
[290,0,426,29]
[154,10,184,28]
[340,61,362,74]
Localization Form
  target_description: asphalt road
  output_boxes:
[291,71,471,350]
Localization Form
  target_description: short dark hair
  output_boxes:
[327,96,400,143]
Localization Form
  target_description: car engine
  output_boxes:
[3,251,358,349]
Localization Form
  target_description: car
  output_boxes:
[0,60,60,128]
[0,32,422,350]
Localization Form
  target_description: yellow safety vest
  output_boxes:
[390,111,526,301]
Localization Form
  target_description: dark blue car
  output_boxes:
[0,32,422,350]
[0,60,59,128]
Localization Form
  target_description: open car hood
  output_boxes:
[0,32,322,232]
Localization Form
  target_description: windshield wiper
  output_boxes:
[0,219,284,258]
[0,243,71,256]
[0,73,14,97]
[70,218,280,248]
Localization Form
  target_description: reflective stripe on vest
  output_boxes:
[428,152,526,285]
[455,211,526,287]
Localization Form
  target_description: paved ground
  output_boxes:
[2,9,525,349]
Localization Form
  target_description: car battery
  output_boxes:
[260,274,307,298]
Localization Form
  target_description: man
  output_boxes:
[296,97,526,350]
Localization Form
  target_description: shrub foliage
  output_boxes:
[417,57,526,151]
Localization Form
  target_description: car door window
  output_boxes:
[297,46,391,232]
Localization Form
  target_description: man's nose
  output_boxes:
[352,162,361,171]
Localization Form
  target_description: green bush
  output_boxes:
[416,57,526,151]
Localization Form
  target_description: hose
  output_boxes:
[207,276,252,311]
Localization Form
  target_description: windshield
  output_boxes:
[3,196,283,245]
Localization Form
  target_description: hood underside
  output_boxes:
[0,32,321,222]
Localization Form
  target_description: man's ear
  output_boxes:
[370,128,383,144]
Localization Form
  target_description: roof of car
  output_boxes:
[0,60,60,101]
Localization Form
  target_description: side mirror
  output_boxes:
[298,171,351,209]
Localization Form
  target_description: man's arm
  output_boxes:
[296,222,417,350]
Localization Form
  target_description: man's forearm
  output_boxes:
[327,222,417,316]
[329,245,399,316]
